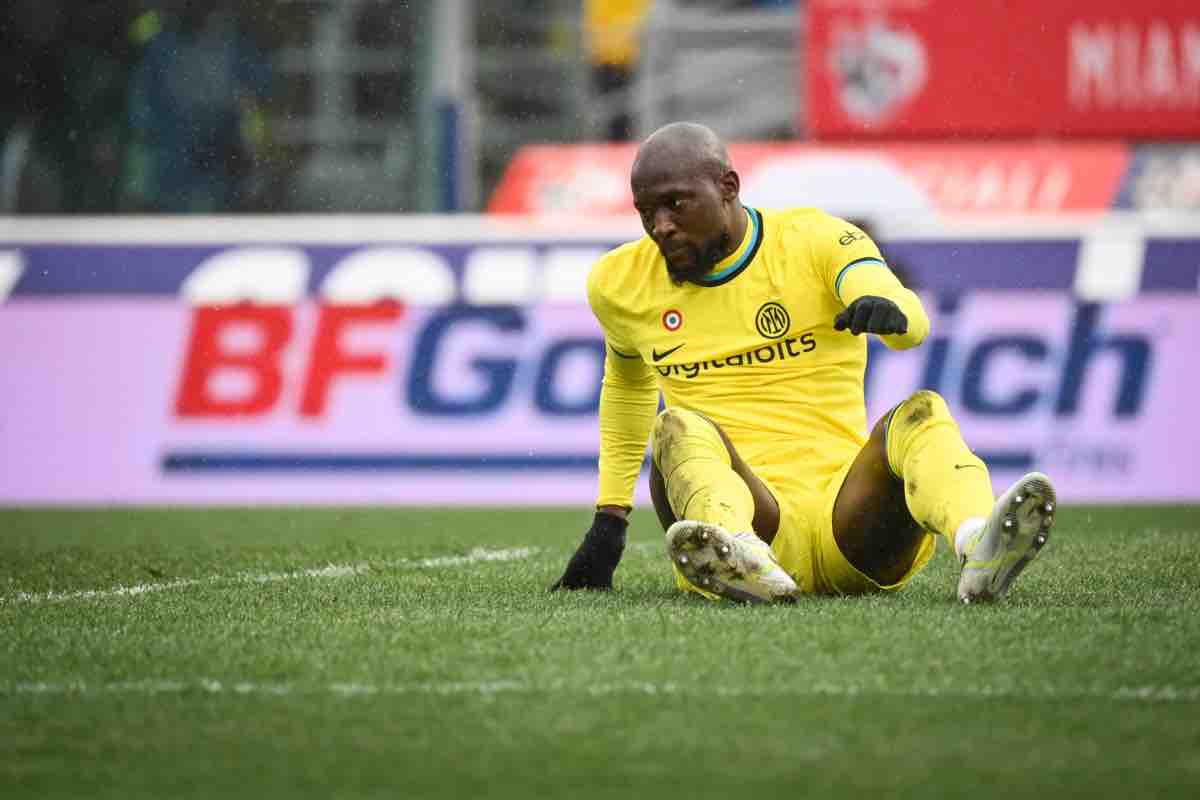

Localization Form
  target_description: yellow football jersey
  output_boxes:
[587,205,929,509]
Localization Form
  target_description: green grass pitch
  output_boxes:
[2,505,1199,799]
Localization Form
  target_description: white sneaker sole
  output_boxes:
[958,472,1056,603]
[666,520,798,604]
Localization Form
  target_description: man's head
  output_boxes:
[630,122,744,285]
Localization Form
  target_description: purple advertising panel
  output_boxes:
[1,225,1198,505]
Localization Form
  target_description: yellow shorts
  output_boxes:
[760,459,937,596]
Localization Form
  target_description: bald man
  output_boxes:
[551,122,1057,604]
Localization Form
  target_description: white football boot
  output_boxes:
[957,472,1056,603]
[666,520,799,603]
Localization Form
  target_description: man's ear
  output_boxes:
[719,169,740,202]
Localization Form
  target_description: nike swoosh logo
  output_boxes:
[954,464,983,471]
[652,343,686,362]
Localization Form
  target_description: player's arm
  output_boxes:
[819,218,929,350]
[594,343,659,513]
[551,343,658,591]
[552,276,659,592]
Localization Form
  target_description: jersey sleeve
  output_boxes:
[809,213,930,351]
[587,263,659,510]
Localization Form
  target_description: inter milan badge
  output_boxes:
[755,302,791,339]
[662,309,683,331]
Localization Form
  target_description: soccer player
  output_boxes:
[551,121,1057,604]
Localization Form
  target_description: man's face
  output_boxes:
[631,171,732,285]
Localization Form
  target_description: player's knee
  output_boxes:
[893,390,950,431]
[886,391,953,472]
[652,408,691,469]
[651,407,716,471]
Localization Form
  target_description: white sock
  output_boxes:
[954,517,987,557]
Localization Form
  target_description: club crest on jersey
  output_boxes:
[755,302,791,339]
[662,309,683,331]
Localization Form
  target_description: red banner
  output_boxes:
[488,142,1129,217]
[807,0,1200,139]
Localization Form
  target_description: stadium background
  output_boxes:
[2,0,1198,506]
[2,3,1199,798]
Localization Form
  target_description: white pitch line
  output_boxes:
[3,679,1198,705]
[1,546,536,606]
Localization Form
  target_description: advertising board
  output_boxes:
[1,218,1197,504]
[488,142,1129,218]
[807,0,1200,139]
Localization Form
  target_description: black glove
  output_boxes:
[834,295,908,336]
[550,512,628,591]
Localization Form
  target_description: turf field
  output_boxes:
[2,505,1198,799]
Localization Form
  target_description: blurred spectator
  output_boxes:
[0,1,68,212]
[125,1,271,212]
[1,1,140,213]
[584,0,652,141]
[54,4,141,213]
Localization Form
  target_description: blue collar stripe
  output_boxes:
[698,207,762,285]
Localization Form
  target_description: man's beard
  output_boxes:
[665,231,732,285]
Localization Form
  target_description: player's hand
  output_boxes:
[834,295,908,336]
[550,511,627,591]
